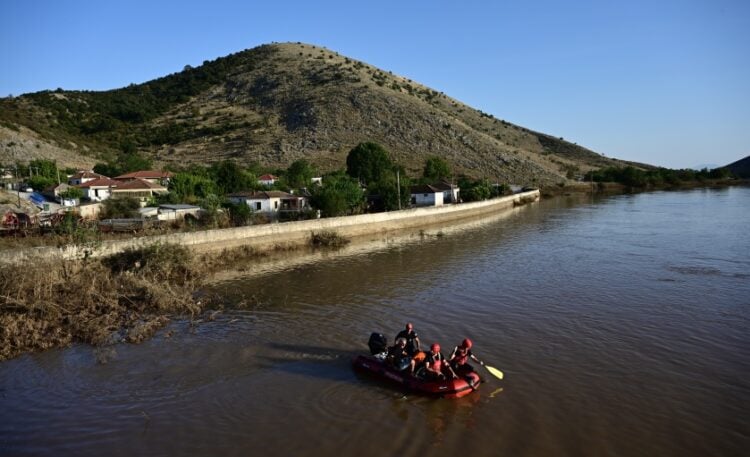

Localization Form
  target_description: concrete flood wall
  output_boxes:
[1,190,539,264]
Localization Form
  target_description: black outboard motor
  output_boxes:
[368,332,388,355]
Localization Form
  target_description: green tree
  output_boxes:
[310,172,364,217]
[93,162,122,178]
[345,142,393,185]
[121,152,153,173]
[460,178,492,202]
[59,187,84,200]
[28,159,59,180]
[422,156,451,182]
[285,159,316,189]
[101,197,140,219]
[169,172,219,202]
[211,161,254,194]
[224,201,253,226]
[27,175,55,191]
[367,171,411,211]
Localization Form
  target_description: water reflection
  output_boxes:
[1,188,749,457]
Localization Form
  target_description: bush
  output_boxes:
[101,197,140,219]
[103,243,195,283]
[311,230,349,248]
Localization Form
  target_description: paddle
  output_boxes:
[479,361,504,380]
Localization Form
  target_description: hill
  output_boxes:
[723,155,750,178]
[0,42,636,185]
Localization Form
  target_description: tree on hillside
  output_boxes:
[168,172,219,203]
[93,151,153,177]
[210,161,255,194]
[285,159,316,189]
[309,171,364,217]
[346,142,393,185]
[422,156,451,182]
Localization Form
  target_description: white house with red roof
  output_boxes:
[410,181,460,207]
[257,174,279,187]
[68,170,107,186]
[111,178,168,204]
[114,170,173,185]
[75,177,120,202]
[227,190,307,214]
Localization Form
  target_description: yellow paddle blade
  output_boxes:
[485,365,504,380]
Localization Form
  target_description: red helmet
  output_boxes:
[461,338,473,349]
[406,323,414,331]
[431,343,440,353]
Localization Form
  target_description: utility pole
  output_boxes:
[15,163,20,207]
[396,169,401,210]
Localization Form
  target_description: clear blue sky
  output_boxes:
[2,0,748,168]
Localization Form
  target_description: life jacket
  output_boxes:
[428,352,444,372]
[453,346,470,365]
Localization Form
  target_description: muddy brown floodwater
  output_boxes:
[1,187,749,456]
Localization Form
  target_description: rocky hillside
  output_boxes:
[0,42,636,185]
[723,155,750,178]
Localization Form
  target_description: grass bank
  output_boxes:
[0,231,343,361]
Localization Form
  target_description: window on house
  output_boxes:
[274,201,279,209]
[255,202,261,210]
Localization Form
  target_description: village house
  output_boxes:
[68,170,107,186]
[257,174,279,187]
[42,183,78,206]
[228,190,307,215]
[75,177,120,202]
[114,170,174,185]
[111,179,169,205]
[410,181,460,207]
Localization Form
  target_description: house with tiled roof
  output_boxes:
[410,181,460,207]
[258,174,279,187]
[114,170,173,185]
[227,190,307,214]
[111,178,168,204]
[75,177,120,202]
[68,170,107,186]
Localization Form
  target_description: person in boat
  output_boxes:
[395,322,424,376]
[449,338,484,373]
[424,343,457,380]
[386,337,410,371]
[395,322,421,355]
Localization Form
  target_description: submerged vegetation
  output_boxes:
[0,244,205,361]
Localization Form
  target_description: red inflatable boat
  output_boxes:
[352,354,482,398]
[353,332,483,398]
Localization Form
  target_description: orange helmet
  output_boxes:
[461,338,473,349]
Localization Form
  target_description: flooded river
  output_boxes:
[1,187,748,456]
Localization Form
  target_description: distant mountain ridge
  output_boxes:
[0,42,638,185]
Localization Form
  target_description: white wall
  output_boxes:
[413,192,443,207]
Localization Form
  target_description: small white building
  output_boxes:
[410,181,460,207]
[68,170,107,186]
[76,177,120,202]
[228,190,307,214]
[257,174,279,187]
[157,204,202,221]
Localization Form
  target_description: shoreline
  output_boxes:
[1,190,540,265]
[1,191,540,361]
